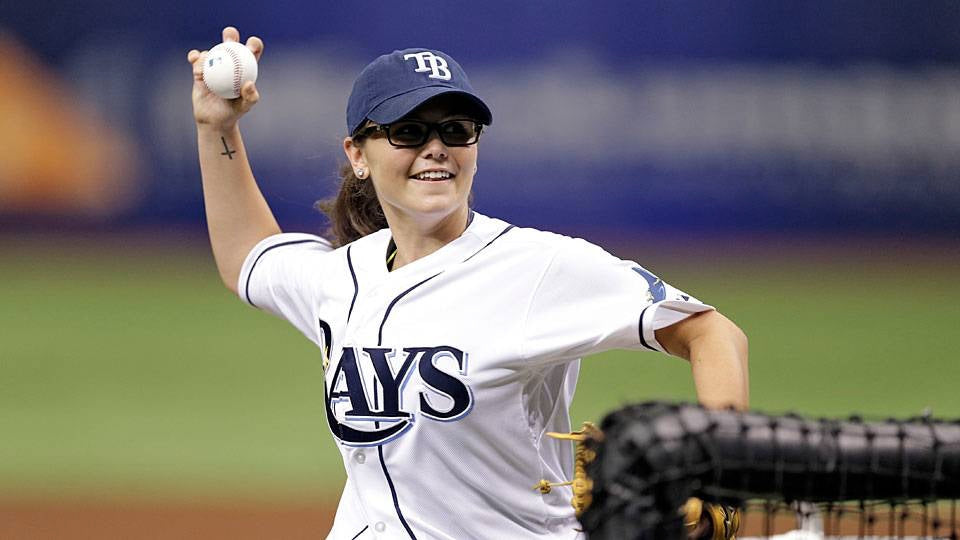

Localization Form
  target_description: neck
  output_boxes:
[385,206,470,271]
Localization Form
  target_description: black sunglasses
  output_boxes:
[356,119,483,148]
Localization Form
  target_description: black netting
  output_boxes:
[580,402,960,539]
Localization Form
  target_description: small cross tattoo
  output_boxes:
[220,137,236,159]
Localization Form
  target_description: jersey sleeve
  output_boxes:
[236,232,334,342]
[520,237,713,365]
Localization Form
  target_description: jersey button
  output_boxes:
[354,451,366,464]
[374,521,386,533]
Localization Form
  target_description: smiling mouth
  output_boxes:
[410,171,454,181]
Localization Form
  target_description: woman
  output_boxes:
[189,27,748,540]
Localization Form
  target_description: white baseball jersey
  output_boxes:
[237,211,712,540]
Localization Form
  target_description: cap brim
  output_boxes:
[365,86,493,131]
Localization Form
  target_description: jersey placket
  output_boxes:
[337,274,424,539]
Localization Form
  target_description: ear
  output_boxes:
[343,137,366,170]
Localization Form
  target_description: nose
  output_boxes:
[419,131,448,160]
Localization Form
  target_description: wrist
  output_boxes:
[196,122,240,138]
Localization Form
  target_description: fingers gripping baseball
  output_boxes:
[188,26,262,129]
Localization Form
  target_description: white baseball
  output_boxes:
[202,42,258,99]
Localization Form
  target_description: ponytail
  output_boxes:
[315,161,388,248]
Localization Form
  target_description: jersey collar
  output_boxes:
[352,211,511,287]
[384,211,476,271]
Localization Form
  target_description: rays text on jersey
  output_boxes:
[324,346,474,447]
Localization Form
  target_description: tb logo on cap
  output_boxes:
[403,51,452,81]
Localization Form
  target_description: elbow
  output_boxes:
[697,310,749,352]
[219,267,240,296]
[210,250,244,297]
[709,310,748,359]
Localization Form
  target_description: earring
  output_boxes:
[356,168,366,179]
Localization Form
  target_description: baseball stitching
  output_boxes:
[223,45,243,97]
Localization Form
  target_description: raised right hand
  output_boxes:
[188,26,263,130]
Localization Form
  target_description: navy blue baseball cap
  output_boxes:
[346,48,493,136]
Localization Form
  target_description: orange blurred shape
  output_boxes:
[0,34,141,217]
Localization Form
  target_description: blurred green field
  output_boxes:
[2,232,958,504]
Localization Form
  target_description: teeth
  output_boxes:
[414,171,452,180]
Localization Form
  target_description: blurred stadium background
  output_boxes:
[1,1,959,538]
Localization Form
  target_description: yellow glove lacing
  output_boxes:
[534,422,603,517]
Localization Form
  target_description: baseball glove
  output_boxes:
[538,422,740,539]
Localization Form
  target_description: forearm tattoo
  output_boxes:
[220,137,236,159]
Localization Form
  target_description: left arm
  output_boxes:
[655,310,749,411]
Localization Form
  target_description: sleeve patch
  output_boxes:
[632,266,666,303]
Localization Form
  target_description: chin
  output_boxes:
[411,191,464,210]
[412,203,461,219]
[400,197,467,220]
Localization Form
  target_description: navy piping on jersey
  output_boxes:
[377,273,442,346]
[367,222,515,540]
[372,380,416,539]
[346,245,359,324]
[379,445,418,539]
[638,305,657,351]
[350,525,369,540]
[462,225,514,263]
[245,239,327,307]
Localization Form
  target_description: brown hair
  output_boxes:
[315,136,387,248]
